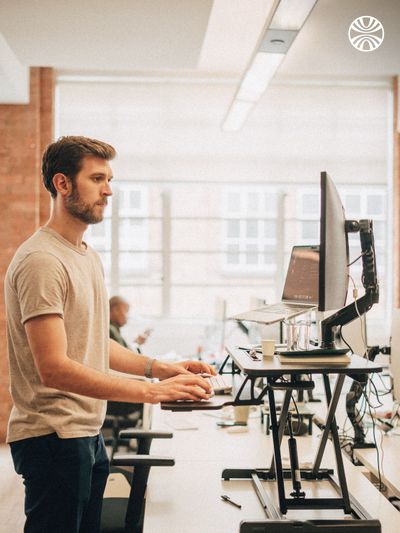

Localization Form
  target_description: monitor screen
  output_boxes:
[318,172,349,312]
[282,245,319,305]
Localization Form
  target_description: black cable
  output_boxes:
[347,251,366,267]
[338,326,364,444]
[367,377,384,409]
[375,372,392,395]
[339,325,354,354]
[340,415,355,443]
[339,320,390,476]
[363,388,384,492]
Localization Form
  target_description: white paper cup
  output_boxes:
[261,339,275,358]
[234,405,250,425]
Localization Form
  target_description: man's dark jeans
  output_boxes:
[10,432,110,533]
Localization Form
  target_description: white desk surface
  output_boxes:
[144,406,399,533]
[354,432,400,499]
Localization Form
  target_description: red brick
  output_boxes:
[0,67,54,441]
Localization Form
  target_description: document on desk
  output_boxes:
[277,353,351,366]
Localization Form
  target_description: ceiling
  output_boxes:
[0,0,399,103]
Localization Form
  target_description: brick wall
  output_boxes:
[0,67,54,442]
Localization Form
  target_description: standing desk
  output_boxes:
[161,347,384,531]
[223,347,384,531]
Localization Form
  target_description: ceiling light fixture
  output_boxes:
[222,0,318,132]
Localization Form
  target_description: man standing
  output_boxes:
[5,136,214,533]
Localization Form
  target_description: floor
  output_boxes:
[0,444,25,533]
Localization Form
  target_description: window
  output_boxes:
[118,183,149,277]
[296,187,320,245]
[341,186,386,277]
[85,184,149,285]
[296,185,388,321]
[223,187,278,274]
[340,186,387,322]
[56,80,391,345]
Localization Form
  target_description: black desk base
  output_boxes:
[240,519,381,532]
[222,467,379,530]
[161,349,383,531]
[219,350,382,531]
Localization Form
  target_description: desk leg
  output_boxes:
[312,374,344,474]
[267,382,287,514]
[312,374,352,514]
[269,389,291,475]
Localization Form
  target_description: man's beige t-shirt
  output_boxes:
[5,227,109,443]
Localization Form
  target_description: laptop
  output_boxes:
[231,245,319,325]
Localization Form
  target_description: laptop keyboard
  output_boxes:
[258,303,312,314]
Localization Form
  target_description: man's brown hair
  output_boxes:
[42,136,116,198]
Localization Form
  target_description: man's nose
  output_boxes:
[103,182,113,196]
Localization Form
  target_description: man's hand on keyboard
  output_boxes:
[170,359,217,377]
[201,373,232,395]
[149,374,213,403]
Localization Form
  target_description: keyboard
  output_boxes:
[202,374,232,395]
[276,347,349,356]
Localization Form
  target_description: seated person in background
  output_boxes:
[109,296,151,353]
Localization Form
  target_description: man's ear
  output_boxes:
[52,173,72,196]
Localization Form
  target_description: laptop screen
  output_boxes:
[282,246,319,304]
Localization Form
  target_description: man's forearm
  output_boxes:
[42,355,155,403]
[109,338,158,375]
[25,315,211,404]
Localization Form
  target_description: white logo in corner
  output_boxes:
[348,16,384,52]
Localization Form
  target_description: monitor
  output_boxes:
[318,171,378,349]
[318,171,349,312]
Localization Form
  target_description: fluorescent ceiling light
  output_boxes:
[237,52,285,101]
[221,0,318,131]
[222,100,255,132]
[270,0,318,31]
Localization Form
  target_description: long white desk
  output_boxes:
[144,406,399,533]
[354,432,400,499]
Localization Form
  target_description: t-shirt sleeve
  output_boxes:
[12,252,67,324]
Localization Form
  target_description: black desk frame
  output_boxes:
[221,349,383,530]
[162,348,383,531]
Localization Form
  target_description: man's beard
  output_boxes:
[65,185,106,224]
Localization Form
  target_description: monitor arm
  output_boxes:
[345,344,390,450]
[320,219,379,348]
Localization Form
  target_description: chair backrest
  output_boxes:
[101,429,174,533]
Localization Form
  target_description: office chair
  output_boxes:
[102,401,143,458]
[101,429,174,533]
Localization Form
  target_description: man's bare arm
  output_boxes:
[24,314,212,403]
[109,339,215,379]
[109,338,170,377]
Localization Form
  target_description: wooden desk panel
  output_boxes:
[228,348,384,377]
